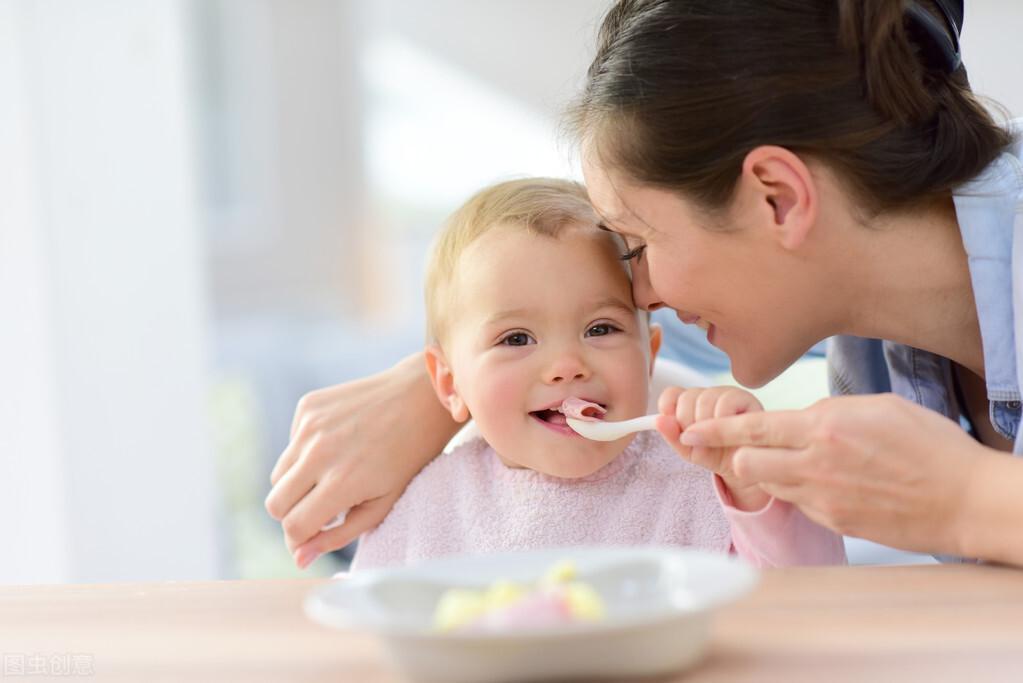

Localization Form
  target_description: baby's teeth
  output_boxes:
[696,318,710,332]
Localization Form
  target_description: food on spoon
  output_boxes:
[560,397,606,422]
[432,559,605,633]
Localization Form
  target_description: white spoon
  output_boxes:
[566,414,660,441]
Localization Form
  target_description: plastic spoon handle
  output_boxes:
[565,414,660,441]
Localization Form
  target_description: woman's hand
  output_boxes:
[656,385,771,511]
[264,352,459,568]
[676,392,1016,561]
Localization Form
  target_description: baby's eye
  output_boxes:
[620,245,646,263]
[586,323,620,337]
[500,332,534,346]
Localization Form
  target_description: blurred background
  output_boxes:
[2,0,1020,585]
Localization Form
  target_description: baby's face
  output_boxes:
[441,221,656,478]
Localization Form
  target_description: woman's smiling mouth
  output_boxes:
[677,311,711,332]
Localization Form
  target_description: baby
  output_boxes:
[350,178,845,570]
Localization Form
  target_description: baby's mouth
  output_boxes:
[532,399,608,426]
[532,408,569,426]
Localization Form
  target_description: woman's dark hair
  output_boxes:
[568,0,1015,216]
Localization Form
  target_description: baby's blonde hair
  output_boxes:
[424,177,601,347]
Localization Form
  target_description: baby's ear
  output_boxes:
[424,345,470,422]
[647,322,663,376]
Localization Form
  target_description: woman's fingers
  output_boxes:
[273,454,381,554]
[275,478,340,554]
[269,438,302,487]
[681,409,808,449]
[264,457,317,524]
[267,437,356,553]
[293,494,400,568]
[270,386,341,488]
[732,446,808,488]
[271,404,315,486]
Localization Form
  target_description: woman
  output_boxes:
[265,0,1022,569]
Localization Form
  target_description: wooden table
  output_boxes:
[3,564,1023,682]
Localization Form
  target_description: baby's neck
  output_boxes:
[490,437,635,481]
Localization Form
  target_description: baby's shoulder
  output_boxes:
[404,436,491,490]
[378,438,488,528]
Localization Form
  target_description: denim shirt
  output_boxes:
[828,120,1023,455]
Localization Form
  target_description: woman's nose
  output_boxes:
[631,258,664,312]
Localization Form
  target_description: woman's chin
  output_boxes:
[728,359,786,390]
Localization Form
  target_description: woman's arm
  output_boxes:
[678,392,1023,565]
[957,450,1023,566]
[264,351,460,567]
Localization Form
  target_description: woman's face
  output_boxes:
[581,152,819,388]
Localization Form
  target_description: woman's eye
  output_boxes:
[501,332,533,346]
[620,245,646,263]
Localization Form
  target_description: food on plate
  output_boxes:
[432,559,605,633]
[560,397,606,422]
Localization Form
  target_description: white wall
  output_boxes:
[0,0,220,584]
[0,0,70,585]
[963,0,1023,119]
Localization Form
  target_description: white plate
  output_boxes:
[304,546,758,682]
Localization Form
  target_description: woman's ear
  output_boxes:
[424,345,470,422]
[741,146,818,250]
[647,322,663,376]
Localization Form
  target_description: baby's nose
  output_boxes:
[544,348,591,383]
